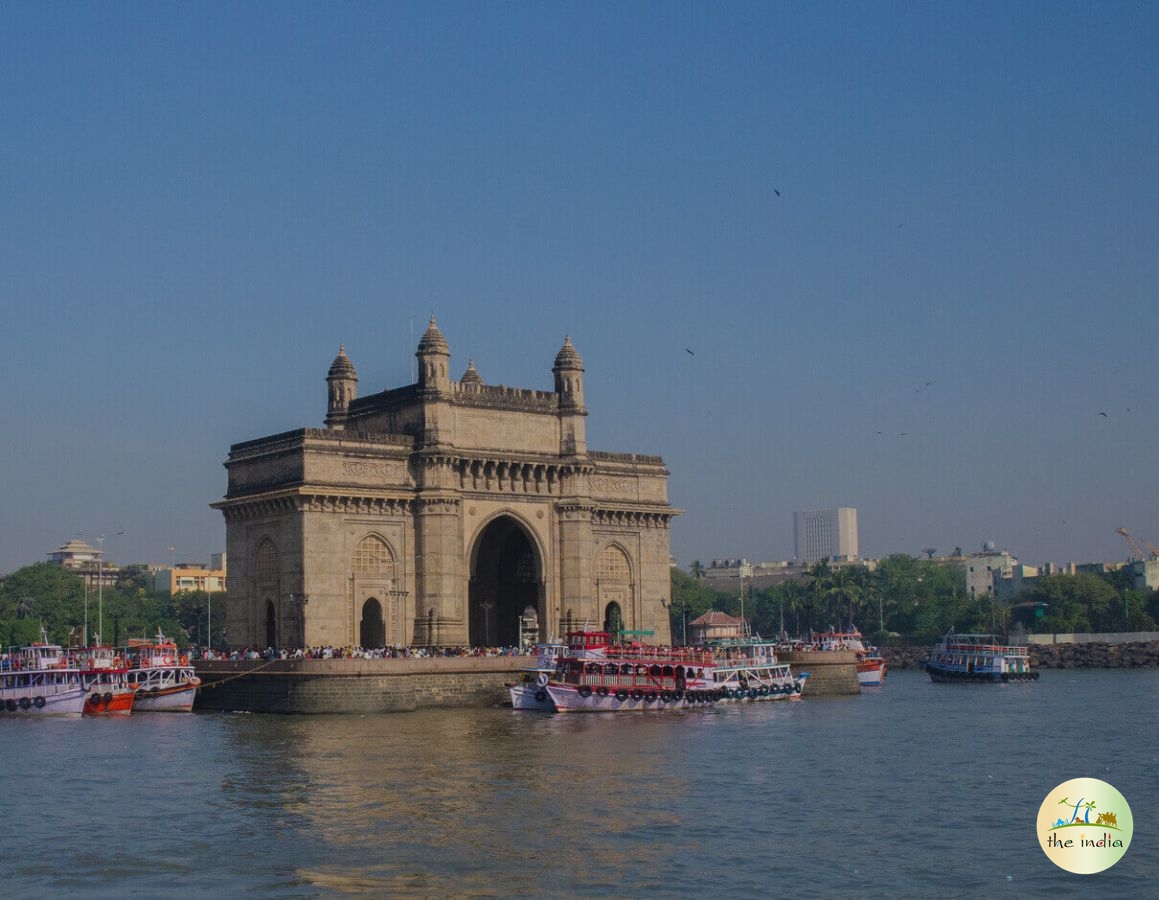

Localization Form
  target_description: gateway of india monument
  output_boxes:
[213,318,679,650]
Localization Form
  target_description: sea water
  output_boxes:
[2,669,1155,898]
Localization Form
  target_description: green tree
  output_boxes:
[0,564,86,645]
[669,569,719,644]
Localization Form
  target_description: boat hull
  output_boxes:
[0,688,86,716]
[83,690,135,715]
[508,679,555,711]
[132,683,199,712]
[926,664,1038,683]
[546,677,806,712]
[857,658,887,687]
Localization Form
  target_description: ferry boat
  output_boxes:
[123,635,200,712]
[545,631,721,713]
[0,641,87,716]
[76,646,136,715]
[507,642,570,711]
[925,632,1038,683]
[707,638,809,700]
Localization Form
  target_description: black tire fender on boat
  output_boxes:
[630,690,643,701]
[5,699,16,712]
[578,685,592,698]
[597,686,609,696]
[534,690,547,702]
[33,696,45,709]
[660,691,671,702]
[19,697,32,710]
[645,692,657,702]
[615,690,628,702]
[102,692,113,705]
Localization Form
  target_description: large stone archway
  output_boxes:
[470,516,541,647]
[216,322,679,651]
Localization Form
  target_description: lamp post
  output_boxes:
[94,530,123,646]
[83,563,90,648]
[97,535,104,645]
[289,593,309,648]
[207,581,213,651]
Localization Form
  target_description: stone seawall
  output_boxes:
[194,657,527,714]
[777,649,860,695]
[882,641,1159,672]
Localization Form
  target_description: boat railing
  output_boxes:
[941,640,1028,657]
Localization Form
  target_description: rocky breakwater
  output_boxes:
[1030,640,1159,669]
[882,641,1159,672]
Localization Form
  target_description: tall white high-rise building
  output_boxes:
[794,508,859,563]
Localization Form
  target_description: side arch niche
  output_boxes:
[351,534,399,648]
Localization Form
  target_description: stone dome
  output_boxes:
[459,358,483,386]
[417,316,450,355]
[328,345,357,379]
[553,335,583,371]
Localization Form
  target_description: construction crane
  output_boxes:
[1115,527,1159,561]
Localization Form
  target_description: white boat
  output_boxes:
[707,638,809,700]
[925,632,1038,683]
[123,635,201,712]
[508,642,568,711]
[857,655,887,687]
[0,642,87,716]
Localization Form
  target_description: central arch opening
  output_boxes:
[470,516,540,647]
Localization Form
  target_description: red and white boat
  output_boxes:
[76,646,136,715]
[545,631,721,713]
[0,641,87,716]
[810,627,887,687]
[123,635,200,712]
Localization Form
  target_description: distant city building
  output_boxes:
[47,539,118,590]
[794,508,858,563]
[151,563,227,595]
[963,542,1017,599]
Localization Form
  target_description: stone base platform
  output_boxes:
[194,656,528,714]
[777,649,861,695]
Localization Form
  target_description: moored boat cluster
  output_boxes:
[0,632,200,717]
[509,630,810,713]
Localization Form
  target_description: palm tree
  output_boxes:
[824,568,862,629]
[781,581,806,636]
[805,560,832,632]
[689,560,705,580]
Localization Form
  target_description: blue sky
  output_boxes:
[3,3,1158,574]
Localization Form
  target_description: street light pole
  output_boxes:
[97,535,104,646]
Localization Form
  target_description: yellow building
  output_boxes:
[152,565,227,595]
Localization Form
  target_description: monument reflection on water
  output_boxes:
[222,709,689,895]
[0,671,1155,897]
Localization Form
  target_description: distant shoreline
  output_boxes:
[883,641,1159,671]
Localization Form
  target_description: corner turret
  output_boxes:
[553,335,587,454]
[325,345,358,430]
[416,317,451,395]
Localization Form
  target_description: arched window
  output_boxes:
[255,539,278,580]
[596,545,630,581]
[353,535,394,574]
